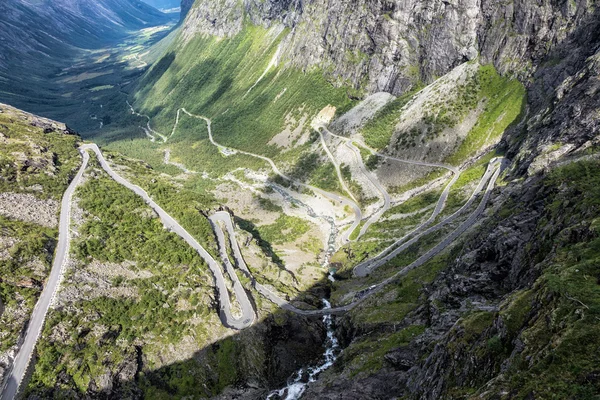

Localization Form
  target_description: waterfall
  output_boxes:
[266,298,340,400]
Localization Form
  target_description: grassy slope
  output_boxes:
[360,89,420,150]
[108,24,354,194]
[468,159,600,399]
[0,110,81,199]
[445,66,526,165]
[133,25,352,155]
[360,64,525,166]
[329,158,600,398]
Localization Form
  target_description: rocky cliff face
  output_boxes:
[0,0,596,397]
[181,0,596,95]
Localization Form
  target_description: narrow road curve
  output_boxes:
[318,126,392,238]
[208,213,255,322]
[344,140,391,238]
[168,108,182,140]
[214,158,506,316]
[2,147,505,399]
[179,109,363,244]
[2,144,256,400]
[319,126,462,243]
[353,158,502,277]
[323,126,459,173]
[127,101,168,143]
[81,144,255,330]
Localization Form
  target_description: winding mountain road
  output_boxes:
[1,149,89,400]
[2,138,505,399]
[354,158,503,277]
[214,157,506,316]
[82,144,255,329]
[127,101,167,143]
[318,126,462,244]
[179,109,363,243]
[2,144,255,400]
[317,126,466,274]
[318,126,392,238]
[317,128,359,204]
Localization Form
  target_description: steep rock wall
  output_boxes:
[180,0,596,95]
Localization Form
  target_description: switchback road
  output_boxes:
[354,158,503,277]
[2,144,255,400]
[211,158,505,316]
[179,109,363,244]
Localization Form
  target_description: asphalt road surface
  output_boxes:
[354,158,502,277]
[319,126,391,238]
[2,149,89,400]
[210,158,505,316]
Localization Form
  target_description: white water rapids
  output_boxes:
[266,297,340,400]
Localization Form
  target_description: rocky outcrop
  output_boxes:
[0,193,59,228]
[182,0,597,95]
[505,13,600,176]
[0,103,76,136]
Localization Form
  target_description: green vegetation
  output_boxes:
[348,221,366,241]
[459,311,495,339]
[97,151,218,253]
[28,166,221,396]
[0,217,54,285]
[389,168,447,195]
[0,106,80,361]
[74,171,202,265]
[445,66,526,165]
[257,215,311,245]
[438,157,491,218]
[233,216,302,296]
[360,89,420,149]
[257,196,283,213]
[359,64,524,176]
[336,249,461,377]
[445,159,600,399]
[0,108,81,199]
[382,190,441,218]
[329,158,600,398]
[309,162,343,194]
[362,210,429,242]
[365,154,381,171]
[130,24,354,164]
[341,325,426,376]
[0,217,55,353]
[271,151,344,194]
[341,164,372,205]
[502,159,600,398]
